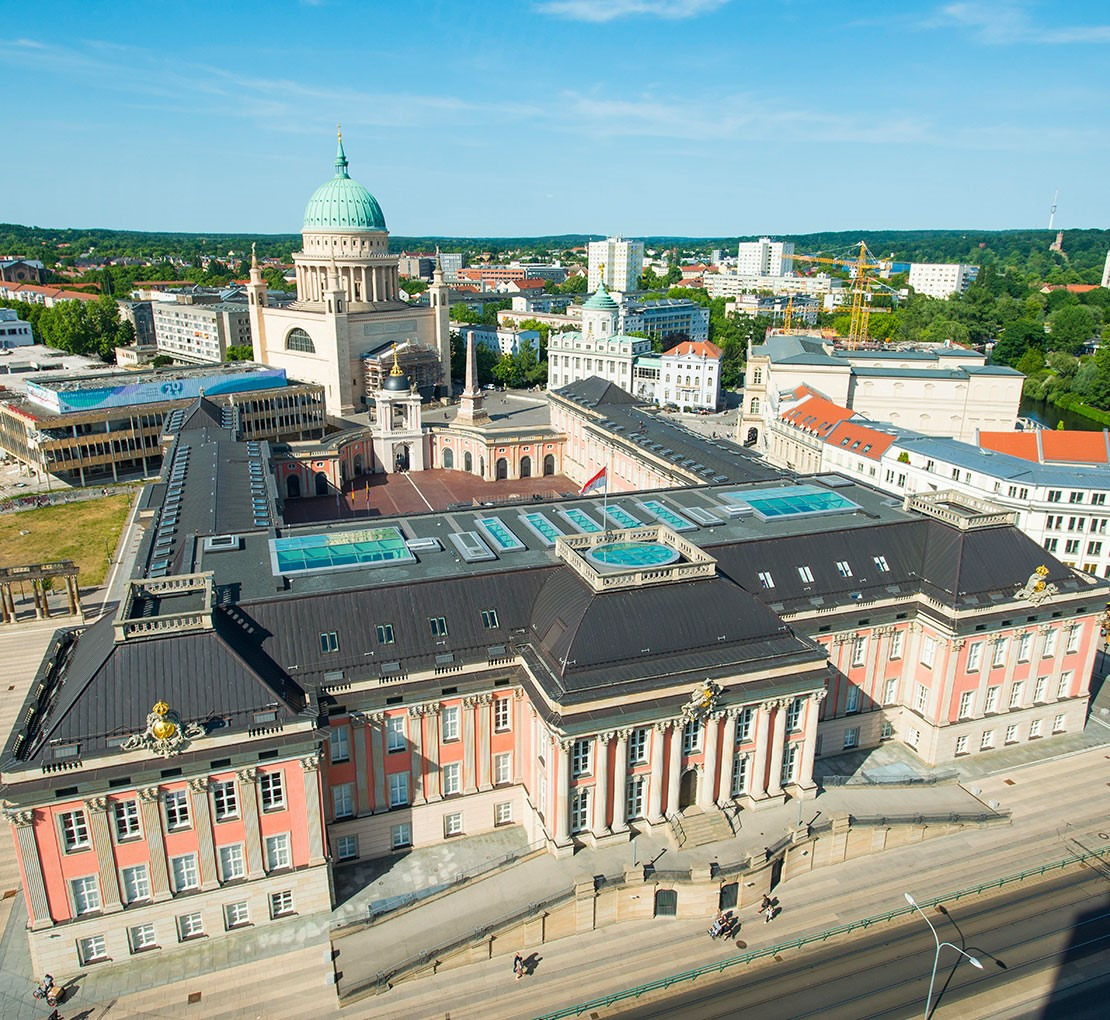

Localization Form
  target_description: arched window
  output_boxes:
[464,451,473,473]
[520,456,532,478]
[752,367,762,385]
[286,328,315,353]
[442,448,454,469]
[286,474,301,499]
[750,397,761,414]
[543,453,555,476]
[495,458,508,480]
[314,472,329,496]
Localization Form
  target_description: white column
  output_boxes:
[477,694,493,792]
[698,714,720,809]
[766,701,788,797]
[138,788,172,899]
[797,691,825,792]
[370,712,387,813]
[749,704,772,799]
[424,706,442,803]
[665,720,683,816]
[716,710,738,805]
[647,722,666,823]
[187,779,219,891]
[462,698,478,795]
[84,797,122,911]
[611,730,630,833]
[409,706,426,806]
[300,754,327,865]
[236,768,266,879]
[554,740,571,846]
[592,732,611,837]
[9,812,52,927]
[352,717,372,816]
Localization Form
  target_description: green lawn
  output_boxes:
[0,494,132,587]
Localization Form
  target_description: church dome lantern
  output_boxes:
[302,131,387,232]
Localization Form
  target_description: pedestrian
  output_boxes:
[513,952,524,980]
[759,894,772,914]
[764,904,774,924]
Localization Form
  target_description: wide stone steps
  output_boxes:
[674,807,734,847]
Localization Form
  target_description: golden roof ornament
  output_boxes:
[121,700,205,758]
[390,343,404,377]
[681,678,722,720]
[1015,564,1058,605]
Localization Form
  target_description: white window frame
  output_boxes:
[164,789,191,831]
[332,782,355,820]
[259,772,285,812]
[388,772,410,808]
[737,708,753,742]
[130,922,158,952]
[842,728,859,750]
[571,738,592,777]
[980,730,994,750]
[781,744,798,783]
[629,727,648,764]
[224,901,250,929]
[218,843,245,882]
[1042,630,1058,658]
[113,799,141,841]
[265,833,291,872]
[992,639,1007,669]
[71,874,101,915]
[984,686,1000,713]
[270,890,294,918]
[495,802,513,825]
[883,678,898,706]
[1052,713,1066,733]
[757,570,775,589]
[785,698,803,732]
[1034,676,1047,702]
[570,788,590,834]
[851,636,866,668]
[61,810,91,853]
[170,853,199,893]
[797,565,814,583]
[79,934,108,964]
[441,706,460,742]
[390,822,412,849]
[211,780,238,823]
[731,754,749,796]
[1065,625,1080,654]
[954,735,968,755]
[920,636,937,669]
[967,641,982,672]
[121,864,151,904]
[1009,681,1024,709]
[958,691,973,718]
[836,560,853,578]
[329,727,350,764]
[442,762,461,796]
[386,715,406,752]
[494,698,511,732]
[178,911,205,941]
[682,718,702,754]
[889,631,904,659]
[494,752,512,785]
[444,812,463,837]
[1057,672,1072,698]
[1030,718,1043,738]
[845,685,861,714]
[1005,724,1019,744]
[1017,633,1032,661]
[336,835,359,861]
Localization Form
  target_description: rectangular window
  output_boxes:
[1017,633,1032,661]
[845,686,860,713]
[785,698,803,732]
[873,555,890,572]
[842,728,859,750]
[495,802,513,826]
[1044,538,1058,553]
[130,922,158,952]
[967,641,982,672]
[1034,676,1047,702]
[797,565,814,583]
[376,623,395,644]
[389,772,410,807]
[992,639,1007,668]
[178,912,205,941]
[164,789,190,831]
[921,636,937,668]
[481,609,500,629]
[570,788,590,833]
[737,708,753,742]
[836,560,853,578]
[1030,718,1043,738]
[1048,489,1062,502]
[958,691,973,718]
[444,812,463,837]
[629,727,648,763]
[211,780,238,822]
[121,864,150,904]
[320,631,339,653]
[955,735,969,755]
[984,686,1000,713]
[259,772,285,811]
[270,891,294,918]
[1066,625,1080,654]
[682,718,702,753]
[906,727,920,749]
[731,754,749,796]
[494,698,511,732]
[113,799,141,841]
[494,752,512,785]
[1009,681,1024,709]
[225,901,250,930]
[1057,672,1072,698]
[883,678,897,705]
[79,934,108,964]
[1043,630,1058,658]
[781,744,798,783]
[171,854,199,893]
[265,833,291,872]
[441,706,460,742]
[851,635,866,668]
[980,730,994,750]
[1052,713,1066,733]
[329,727,350,764]
[572,738,591,777]
[1088,541,1102,557]
[443,762,461,796]
[626,776,645,820]
[1005,724,1019,744]
[1065,539,1080,555]
[889,631,904,659]
[429,616,448,638]
[914,683,928,714]
[386,715,406,752]
[337,835,359,861]
[332,782,355,820]
[218,843,245,882]
[757,570,775,589]
[390,822,412,849]
[61,810,91,852]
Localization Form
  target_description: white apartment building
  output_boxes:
[908,262,978,300]
[1101,250,1110,290]
[621,299,709,344]
[439,252,465,283]
[656,340,721,411]
[0,308,33,348]
[587,236,644,292]
[152,297,253,364]
[767,392,1110,581]
[705,273,836,299]
[454,325,540,357]
[736,237,794,278]
[548,332,650,394]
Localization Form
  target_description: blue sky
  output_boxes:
[2,0,1108,237]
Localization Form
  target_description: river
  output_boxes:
[1018,395,1105,432]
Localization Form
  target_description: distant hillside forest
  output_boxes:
[3,222,1107,285]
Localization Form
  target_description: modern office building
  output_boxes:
[454,325,540,357]
[736,238,794,278]
[152,296,253,364]
[621,298,709,344]
[0,307,34,348]
[907,263,978,300]
[587,237,644,292]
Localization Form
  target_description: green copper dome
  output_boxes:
[302,135,387,232]
[583,280,618,312]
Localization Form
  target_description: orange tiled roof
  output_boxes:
[824,420,895,460]
[0,281,98,302]
[780,393,855,437]
[979,430,1110,464]
[664,340,722,359]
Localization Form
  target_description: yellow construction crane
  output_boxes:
[788,242,887,347]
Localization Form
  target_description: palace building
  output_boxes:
[2,372,1104,974]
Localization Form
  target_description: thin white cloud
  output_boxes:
[535,0,730,23]
[929,2,1110,44]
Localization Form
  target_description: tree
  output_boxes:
[558,275,587,294]
[923,318,970,346]
[1047,305,1097,355]
[225,345,254,361]
[1015,348,1045,375]
[992,320,1044,366]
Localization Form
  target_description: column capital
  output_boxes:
[236,767,258,784]
[811,688,828,704]
[5,808,36,827]
[759,699,778,713]
[300,752,322,773]
[596,730,616,744]
[950,637,966,650]
[187,777,210,795]
[476,693,494,706]
[408,704,428,718]
[138,786,161,804]
[83,795,109,813]
[424,703,443,717]
[614,728,632,742]
[557,737,575,753]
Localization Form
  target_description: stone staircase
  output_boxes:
[672,806,735,847]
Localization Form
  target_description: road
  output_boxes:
[612,864,1110,1020]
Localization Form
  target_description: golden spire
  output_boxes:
[390,342,403,376]
[337,122,342,141]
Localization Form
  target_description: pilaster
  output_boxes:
[462,698,478,794]
[408,706,426,806]
[137,788,172,900]
[236,768,266,879]
[8,811,52,928]
[611,730,630,833]
[476,694,493,791]
[647,722,667,823]
[187,779,219,891]
[716,710,738,805]
[300,753,327,865]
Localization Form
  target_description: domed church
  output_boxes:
[247,131,451,416]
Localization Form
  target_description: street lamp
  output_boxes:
[904,892,983,1019]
